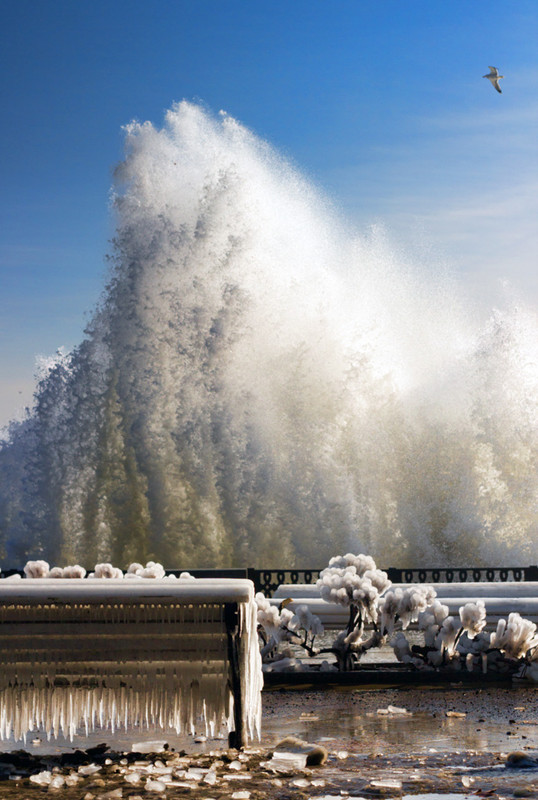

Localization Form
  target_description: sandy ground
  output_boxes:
[0,685,536,798]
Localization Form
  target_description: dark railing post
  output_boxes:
[246,568,262,594]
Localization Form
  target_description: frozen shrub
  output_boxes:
[47,566,64,578]
[93,563,123,579]
[288,604,324,637]
[255,593,321,662]
[490,613,538,660]
[23,560,50,579]
[316,553,391,669]
[63,564,86,578]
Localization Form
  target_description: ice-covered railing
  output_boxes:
[0,565,262,747]
[271,582,538,627]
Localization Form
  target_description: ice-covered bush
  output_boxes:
[490,613,538,660]
[379,585,436,635]
[18,559,169,580]
[256,593,292,641]
[418,600,449,646]
[459,600,487,639]
[390,599,538,678]
[317,552,391,634]
[288,604,324,637]
[438,615,461,659]
[91,563,124,579]
[315,553,391,669]
[23,560,50,579]
[391,632,416,664]
[47,567,64,578]
[309,555,537,676]
[46,565,87,578]
[255,593,323,664]
[126,561,166,579]
[390,600,486,668]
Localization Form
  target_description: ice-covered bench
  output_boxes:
[0,578,262,747]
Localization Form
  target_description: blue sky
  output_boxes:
[1,0,537,428]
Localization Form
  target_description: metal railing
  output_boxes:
[169,565,538,596]
[386,566,538,585]
[2,565,537,597]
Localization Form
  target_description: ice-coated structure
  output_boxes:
[0,576,262,746]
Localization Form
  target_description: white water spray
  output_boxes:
[1,101,538,567]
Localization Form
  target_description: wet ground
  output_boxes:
[0,685,536,798]
[262,685,538,753]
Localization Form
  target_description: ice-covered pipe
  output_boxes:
[268,595,538,627]
[273,581,538,599]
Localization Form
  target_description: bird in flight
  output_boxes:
[483,66,504,93]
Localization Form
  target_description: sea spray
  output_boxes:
[1,101,538,567]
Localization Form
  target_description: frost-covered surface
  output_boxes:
[0,579,256,604]
[0,575,262,743]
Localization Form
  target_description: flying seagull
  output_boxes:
[483,66,504,93]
